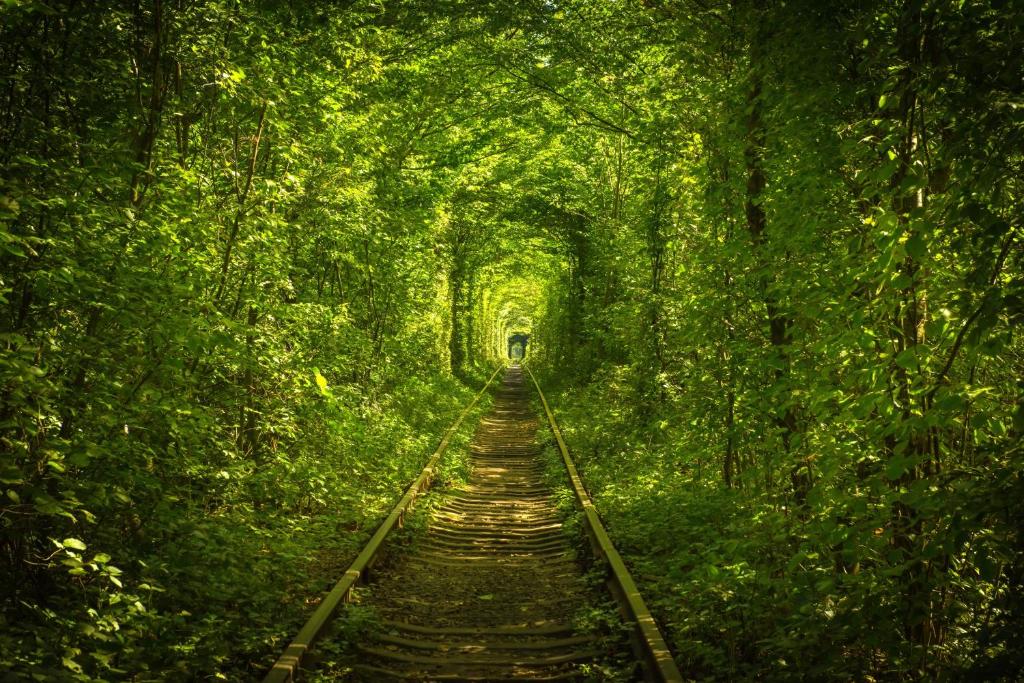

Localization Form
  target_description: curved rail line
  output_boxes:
[263,365,504,683]
[263,363,682,682]
[524,364,683,683]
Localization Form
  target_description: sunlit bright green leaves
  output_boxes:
[62,538,87,551]
[313,368,330,396]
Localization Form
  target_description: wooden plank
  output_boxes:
[355,644,602,666]
[379,620,574,636]
[523,364,684,683]
[371,632,596,650]
[262,364,504,683]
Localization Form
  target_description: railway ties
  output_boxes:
[351,366,608,682]
[265,364,680,682]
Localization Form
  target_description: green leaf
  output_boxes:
[892,273,913,290]
[895,349,917,371]
[62,538,87,551]
[886,454,910,480]
[905,233,926,261]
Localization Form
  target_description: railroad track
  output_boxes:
[264,365,681,682]
[350,366,600,681]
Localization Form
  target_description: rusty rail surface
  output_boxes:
[524,364,684,683]
[263,364,504,683]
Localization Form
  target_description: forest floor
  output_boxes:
[309,367,629,681]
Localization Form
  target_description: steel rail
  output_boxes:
[524,364,684,683]
[262,364,505,683]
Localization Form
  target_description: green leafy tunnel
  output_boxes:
[1,0,1022,680]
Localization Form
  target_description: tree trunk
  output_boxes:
[742,19,809,507]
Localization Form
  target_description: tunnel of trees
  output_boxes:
[1,0,1022,679]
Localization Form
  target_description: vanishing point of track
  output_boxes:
[264,365,682,682]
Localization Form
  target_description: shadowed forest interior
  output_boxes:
[1,0,1023,680]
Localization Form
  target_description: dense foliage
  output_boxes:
[1,0,1021,680]
[0,2,494,677]
[528,1,1024,679]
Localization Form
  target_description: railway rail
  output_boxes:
[263,364,681,682]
